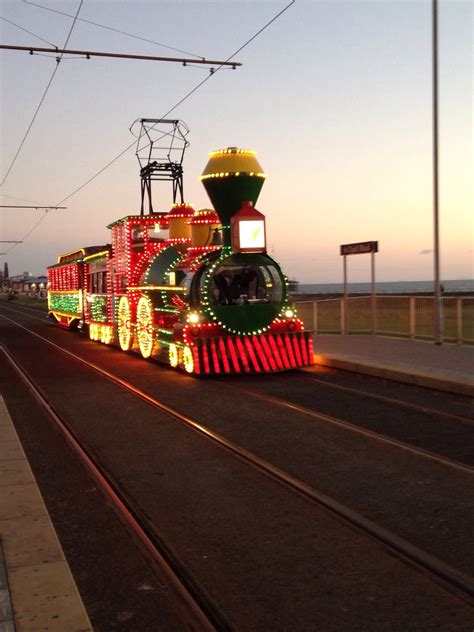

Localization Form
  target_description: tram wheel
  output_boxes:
[118,296,133,351]
[136,296,154,359]
[169,343,180,368]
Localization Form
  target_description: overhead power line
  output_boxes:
[0,0,83,188]
[2,210,50,257]
[55,0,296,208]
[18,210,50,242]
[1,0,296,252]
[0,16,57,47]
[0,45,241,67]
[0,192,50,205]
[0,205,66,209]
[23,0,204,59]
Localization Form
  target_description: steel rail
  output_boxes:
[0,343,230,632]
[295,370,474,426]
[1,312,474,603]
[2,304,473,466]
[5,301,473,425]
[4,303,472,470]
[223,379,474,475]
[0,302,47,315]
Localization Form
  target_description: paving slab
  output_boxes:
[313,334,474,395]
[0,396,92,632]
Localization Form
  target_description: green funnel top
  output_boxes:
[201,148,266,244]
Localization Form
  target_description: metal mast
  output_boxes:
[432,0,442,344]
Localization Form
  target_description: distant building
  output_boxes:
[9,273,47,297]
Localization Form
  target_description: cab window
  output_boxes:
[211,264,282,306]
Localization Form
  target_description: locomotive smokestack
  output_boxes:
[200,147,266,247]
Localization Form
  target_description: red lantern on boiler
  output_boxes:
[230,200,266,253]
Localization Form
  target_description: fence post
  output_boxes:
[312,301,318,333]
[456,298,462,345]
[372,294,377,336]
[409,297,415,339]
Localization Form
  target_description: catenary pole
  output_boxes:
[432,0,442,344]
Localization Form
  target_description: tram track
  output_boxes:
[1,343,230,632]
[1,307,474,607]
[3,304,472,471]
[3,301,473,425]
[3,301,473,428]
[2,306,472,473]
[295,370,474,425]
[222,378,474,475]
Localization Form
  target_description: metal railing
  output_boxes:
[294,296,474,345]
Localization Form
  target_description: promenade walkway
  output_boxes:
[0,396,92,632]
[313,334,474,397]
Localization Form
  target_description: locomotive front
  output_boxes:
[166,147,313,374]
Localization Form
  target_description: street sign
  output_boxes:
[340,241,378,256]
[340,240,379,335]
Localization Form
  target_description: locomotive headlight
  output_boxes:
[187,312,201,324]
[284,309,294,319]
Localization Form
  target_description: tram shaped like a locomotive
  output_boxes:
[48,147,313,374]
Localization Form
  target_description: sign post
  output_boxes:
[340,241,378,335]
[342,254,348,334]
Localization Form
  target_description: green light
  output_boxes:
[90,295,108,322]
[49,292,81,314]
[154,307,181,314]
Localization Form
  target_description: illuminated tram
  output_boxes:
[48,142,313,374]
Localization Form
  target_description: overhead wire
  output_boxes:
[0,210,49,256]
[15,210,49,244]
[0,0,83,255]
[2,0,296,253]
[0,192,50,205]
[22,0,205,60]
[0,15,58,47]
[55,0,296,207]
[0,0,84,188]
[55,127,182,207]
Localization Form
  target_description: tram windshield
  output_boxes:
[210,264,283,306]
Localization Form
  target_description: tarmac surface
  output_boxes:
[1,331,473,630]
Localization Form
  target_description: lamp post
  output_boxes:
[432,0,442,344]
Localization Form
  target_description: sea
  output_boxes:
[297,279,473,295]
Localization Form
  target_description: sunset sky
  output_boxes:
[0,0,472,283]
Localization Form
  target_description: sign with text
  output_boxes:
[340,241,378,256]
